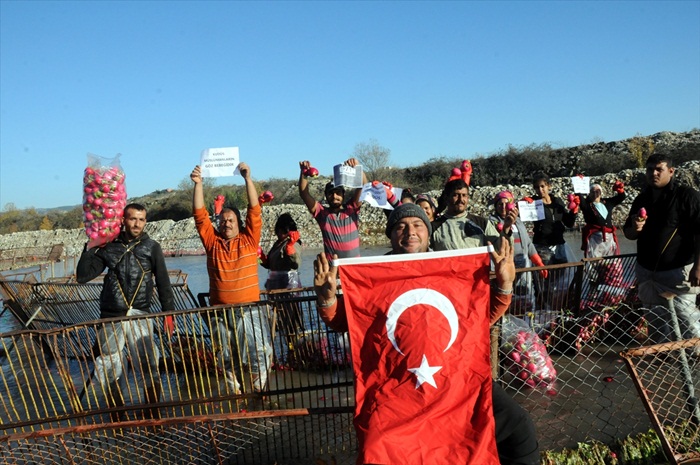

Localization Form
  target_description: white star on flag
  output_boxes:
[408,354,442,389]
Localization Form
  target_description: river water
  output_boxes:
[0,232,637,333]
[168,231,636,298]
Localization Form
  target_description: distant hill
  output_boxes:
[2,129,698,234]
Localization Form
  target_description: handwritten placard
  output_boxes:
[571,176,591,194]
[518,200,545,221]
[200,147,240,177]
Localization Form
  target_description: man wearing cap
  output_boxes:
[299,158,367,259]
[314,203,540,465]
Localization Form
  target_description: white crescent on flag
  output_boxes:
[385,288,459,356]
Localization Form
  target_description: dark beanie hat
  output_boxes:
[385,203,433,238]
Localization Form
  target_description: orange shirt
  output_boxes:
[194,205,262,305]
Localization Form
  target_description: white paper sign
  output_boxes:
[360,183,403,210]
[200,147,240,177]
[518,200,545,221]
[571,176,591,194]
[333,164,364,189]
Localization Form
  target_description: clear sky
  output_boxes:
[1,1,699,210]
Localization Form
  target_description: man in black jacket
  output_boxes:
[623,154,700,343]
[77,203,175,420]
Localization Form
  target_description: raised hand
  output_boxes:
[314,253,338,304]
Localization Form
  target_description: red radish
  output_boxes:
[638,207,647,219]
[510,351,521,363]
[83,160,127,248]
[304,167,319,177]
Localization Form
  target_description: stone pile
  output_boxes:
[1,161,698,258]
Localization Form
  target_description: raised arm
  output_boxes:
[298,160,317,213]
[345,157,367,204]
[238,162,259,208]
[75,244,107,283]
[488,238,515,325]
[191,165,205,212]
[313,252,347,332]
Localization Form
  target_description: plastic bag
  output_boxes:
[500,315,557,390]
[82,153,127,249]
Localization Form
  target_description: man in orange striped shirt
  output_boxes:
[191,162,271,393]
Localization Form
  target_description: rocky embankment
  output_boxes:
[1,161,698,260]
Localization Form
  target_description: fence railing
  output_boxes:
[621,338,700,465]
[0,254,697,464]
[0,244,64,272]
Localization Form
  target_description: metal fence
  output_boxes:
[0,296,354,465]
[0,244,64,272]
[621,338,700,465]
[0,254,698,464]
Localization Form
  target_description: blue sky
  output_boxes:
[1,1,699,210]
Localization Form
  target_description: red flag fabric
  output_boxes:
[336,248,498,465]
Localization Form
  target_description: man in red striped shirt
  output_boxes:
[299,158,367,259]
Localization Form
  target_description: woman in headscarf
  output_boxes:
[577,181,626,258]
[488,190,548,312]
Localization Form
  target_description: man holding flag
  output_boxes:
[314,203,539,465]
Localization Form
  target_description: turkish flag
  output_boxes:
[336,248,498,465]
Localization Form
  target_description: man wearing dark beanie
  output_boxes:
[313,203,540,465]
[384,202,433,241]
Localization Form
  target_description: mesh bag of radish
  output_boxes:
[82,153,127,248]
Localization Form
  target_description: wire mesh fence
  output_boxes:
[0,297,355,464]
[621,338,700,464]
[0,253,698,464]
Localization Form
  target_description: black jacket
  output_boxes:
[578,192,626,229]
[532,196,576,246]
[76,232,174,318]
[624,179,700,271]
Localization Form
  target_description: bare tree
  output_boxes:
[354,139,391,181]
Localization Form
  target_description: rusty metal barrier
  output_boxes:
[0,244,64,272]
[1,254,697,464]
[621,339,700,465]
[0,269,198,326]
[0,299,354,464]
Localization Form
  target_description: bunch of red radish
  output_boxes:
[566,194,581,214]
[503,328,557,391]
[446,160,472,185]
[82,164,127,248]
[303,166,319,177]
[258,190,274,204]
